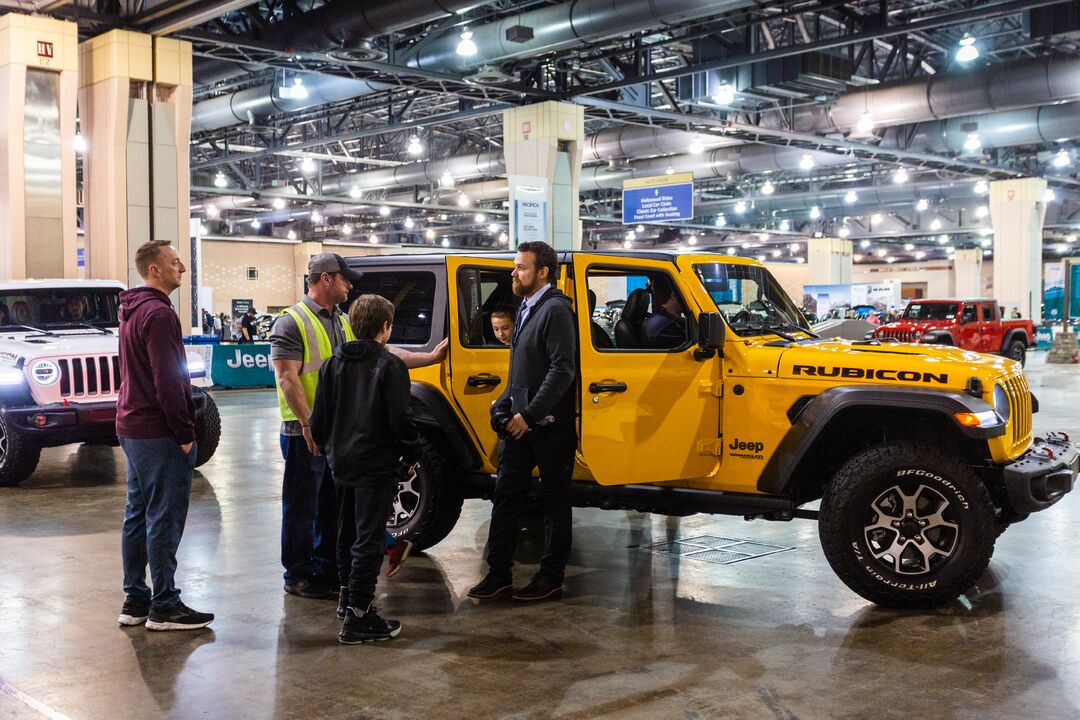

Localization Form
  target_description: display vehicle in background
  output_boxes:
[0,280,221,487]
[871,298,1035,365]
[348,252,1074,609]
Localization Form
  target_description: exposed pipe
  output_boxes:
[799,54,1080,135]
[403,0,756,72]
[697,180,985,214]
[908,101,1080,154]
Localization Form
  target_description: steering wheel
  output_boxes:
[729,309,751,325]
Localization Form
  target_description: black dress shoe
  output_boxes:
[467,572,514,599]
[512,573,563,601]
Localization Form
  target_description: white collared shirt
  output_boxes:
[518,283,552,327]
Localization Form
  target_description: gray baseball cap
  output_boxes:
[307,253,361,284]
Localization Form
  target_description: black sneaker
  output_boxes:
[145,602,214,631]
[466,572,514,600]
[338,604,401,644]
[284,577,336,599]
[118,598,150,626]
[337,586,348,620]
[512,573,563,602]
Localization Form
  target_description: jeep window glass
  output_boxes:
[457,267,515,348]
[692,263,807,338]
[585,268,691,351]
[902,302,958,321]
[0,288,120,329]
[346,271,435,345]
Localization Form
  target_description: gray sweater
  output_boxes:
[492,287,578,429]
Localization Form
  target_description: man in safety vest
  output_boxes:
[269,253,446,599]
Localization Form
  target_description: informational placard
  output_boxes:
[231,298,253,318]
[514,199,547,244]
[622,172,694,224]
[210,343,275,388]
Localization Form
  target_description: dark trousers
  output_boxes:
[279,434,338,583]
[336,474,399,609]
[120,437,196,610]
[486,424,576,582]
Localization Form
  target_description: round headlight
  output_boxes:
[993,384,1010,424]
[912,330,922,342]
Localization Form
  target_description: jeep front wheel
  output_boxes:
[818,442,996,608]
[386,433,464,551]
[0,413,41,487]
[194,392,221,467]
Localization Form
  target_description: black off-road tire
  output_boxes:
[386,433,464,551]
[194,392,221,468]
[1006,339,1027,366]
[819,442,997,609]
[0,412,41,487]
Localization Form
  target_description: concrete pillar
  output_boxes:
[293,241,323,298]
[78,31,192,323]
[953,248,982,297]
[989,178,1047,322]
[0,14,79,279]
[807,237,852,285]
[502,102,584,250]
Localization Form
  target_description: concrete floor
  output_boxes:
[2,354,1080,720]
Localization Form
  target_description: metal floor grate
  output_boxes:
[637,534,794,565]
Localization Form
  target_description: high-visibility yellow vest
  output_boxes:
[276,301,355,422]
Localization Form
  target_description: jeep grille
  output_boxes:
[1001,373,1032,451]
[58,355,121,399]
[877,328,920,343]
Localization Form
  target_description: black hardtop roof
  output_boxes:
[342,250,694,269]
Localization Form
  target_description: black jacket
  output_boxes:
[493,287,577,429]
[309,340,421,483]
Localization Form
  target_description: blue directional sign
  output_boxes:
[622,173,694,224]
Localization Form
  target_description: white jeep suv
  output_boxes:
[0,279,220,486]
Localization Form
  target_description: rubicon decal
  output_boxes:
[792,365,948,384]
[727,438,765,460]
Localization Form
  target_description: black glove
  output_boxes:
[490,407,512,439]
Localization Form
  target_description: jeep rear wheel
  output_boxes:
[1006,339,1027,366]
[194,392,221,468]
[818,442,996,608]
[386,433,464,551]
[0,413,41,487]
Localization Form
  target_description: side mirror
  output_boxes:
[696,312,725,359]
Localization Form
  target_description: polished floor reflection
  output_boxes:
[1,354,1079,719]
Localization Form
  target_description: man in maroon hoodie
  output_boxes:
[115,240,213,631]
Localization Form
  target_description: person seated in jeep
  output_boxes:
[641,276,687,349]
[489,307,514,346]
[63,296,87,322]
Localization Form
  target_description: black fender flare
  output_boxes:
[410,382,482,472]
[999,329,1029,353]
[757,385,1003,495]
[920,329,955,345]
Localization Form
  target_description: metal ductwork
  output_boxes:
[800,54,1080,135]
[698,180,985,215]
[403,0,756,72]
[192,74,390,134]
[323,150,506,194]
[908,101,1080,154]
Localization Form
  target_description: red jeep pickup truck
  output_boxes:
[872,298,1035,365]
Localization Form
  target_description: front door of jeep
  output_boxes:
[446,256,516,466]
[574,254,720,486]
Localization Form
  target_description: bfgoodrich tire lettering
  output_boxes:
[386,433,464,551]
[819,442,996,608]
[0,412,41,487]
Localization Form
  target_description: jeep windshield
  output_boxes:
[0,288,121,330]
[692,263,811,338]
[902,302,958,321]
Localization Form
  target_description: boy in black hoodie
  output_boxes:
[309,294,420,644]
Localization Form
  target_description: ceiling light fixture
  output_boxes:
[379,205,391,217]
[963,132,982,153]
[855,112,875,135]
[713,82,736,105]
[474,212,486,224]
[734,200,748,214]
[956,35,980,63]
[860,239,871,248]
[407,134,423,157]
[930,218,942,231]
[369,233,379,244]
[456,29,478,57]
[499,232,509,244]
[779,219,791,232]
[809,205,821,220]
[1053,148,1072,168]
[425,228,435,241]
[457,193,470,208]
[904,243,915,251]
[487,222,499,233]
[404,217,415,229]
[341,223,353,236]
[915,251,927,260]
[844,190,858,204]
[73,133,87,153]
[761,180,775,196]
[1043,188,1057,202]
[688,135,705,155]
[310,210,324,225]
[213,171,228,188]
[916,198,929,212]
[715,214,727,227]
[938,234,949,243]
[799,153,815,171]
[272,197,286,210]
[688,234,698,246]
[300,157,317,174]
[205,203,220,218]
[975,179,989,194]
[249,218,261,229]
[286,229,297,240]
[838,225,850,238]
[893,167,909,184]
[871,213,883,224]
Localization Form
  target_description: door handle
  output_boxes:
[589,381,628,393]
[467,374,502,387]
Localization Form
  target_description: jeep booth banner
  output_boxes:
[210,343,275,388]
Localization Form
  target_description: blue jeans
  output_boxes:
[120,437,196,610]
[279,434,338,583]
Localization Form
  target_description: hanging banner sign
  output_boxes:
[514,199,548,244]
[622,173,694,223]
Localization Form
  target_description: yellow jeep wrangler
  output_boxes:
[345,250,1077,608]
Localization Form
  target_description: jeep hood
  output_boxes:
[770,337,1017,388]
[0,330,120,361]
